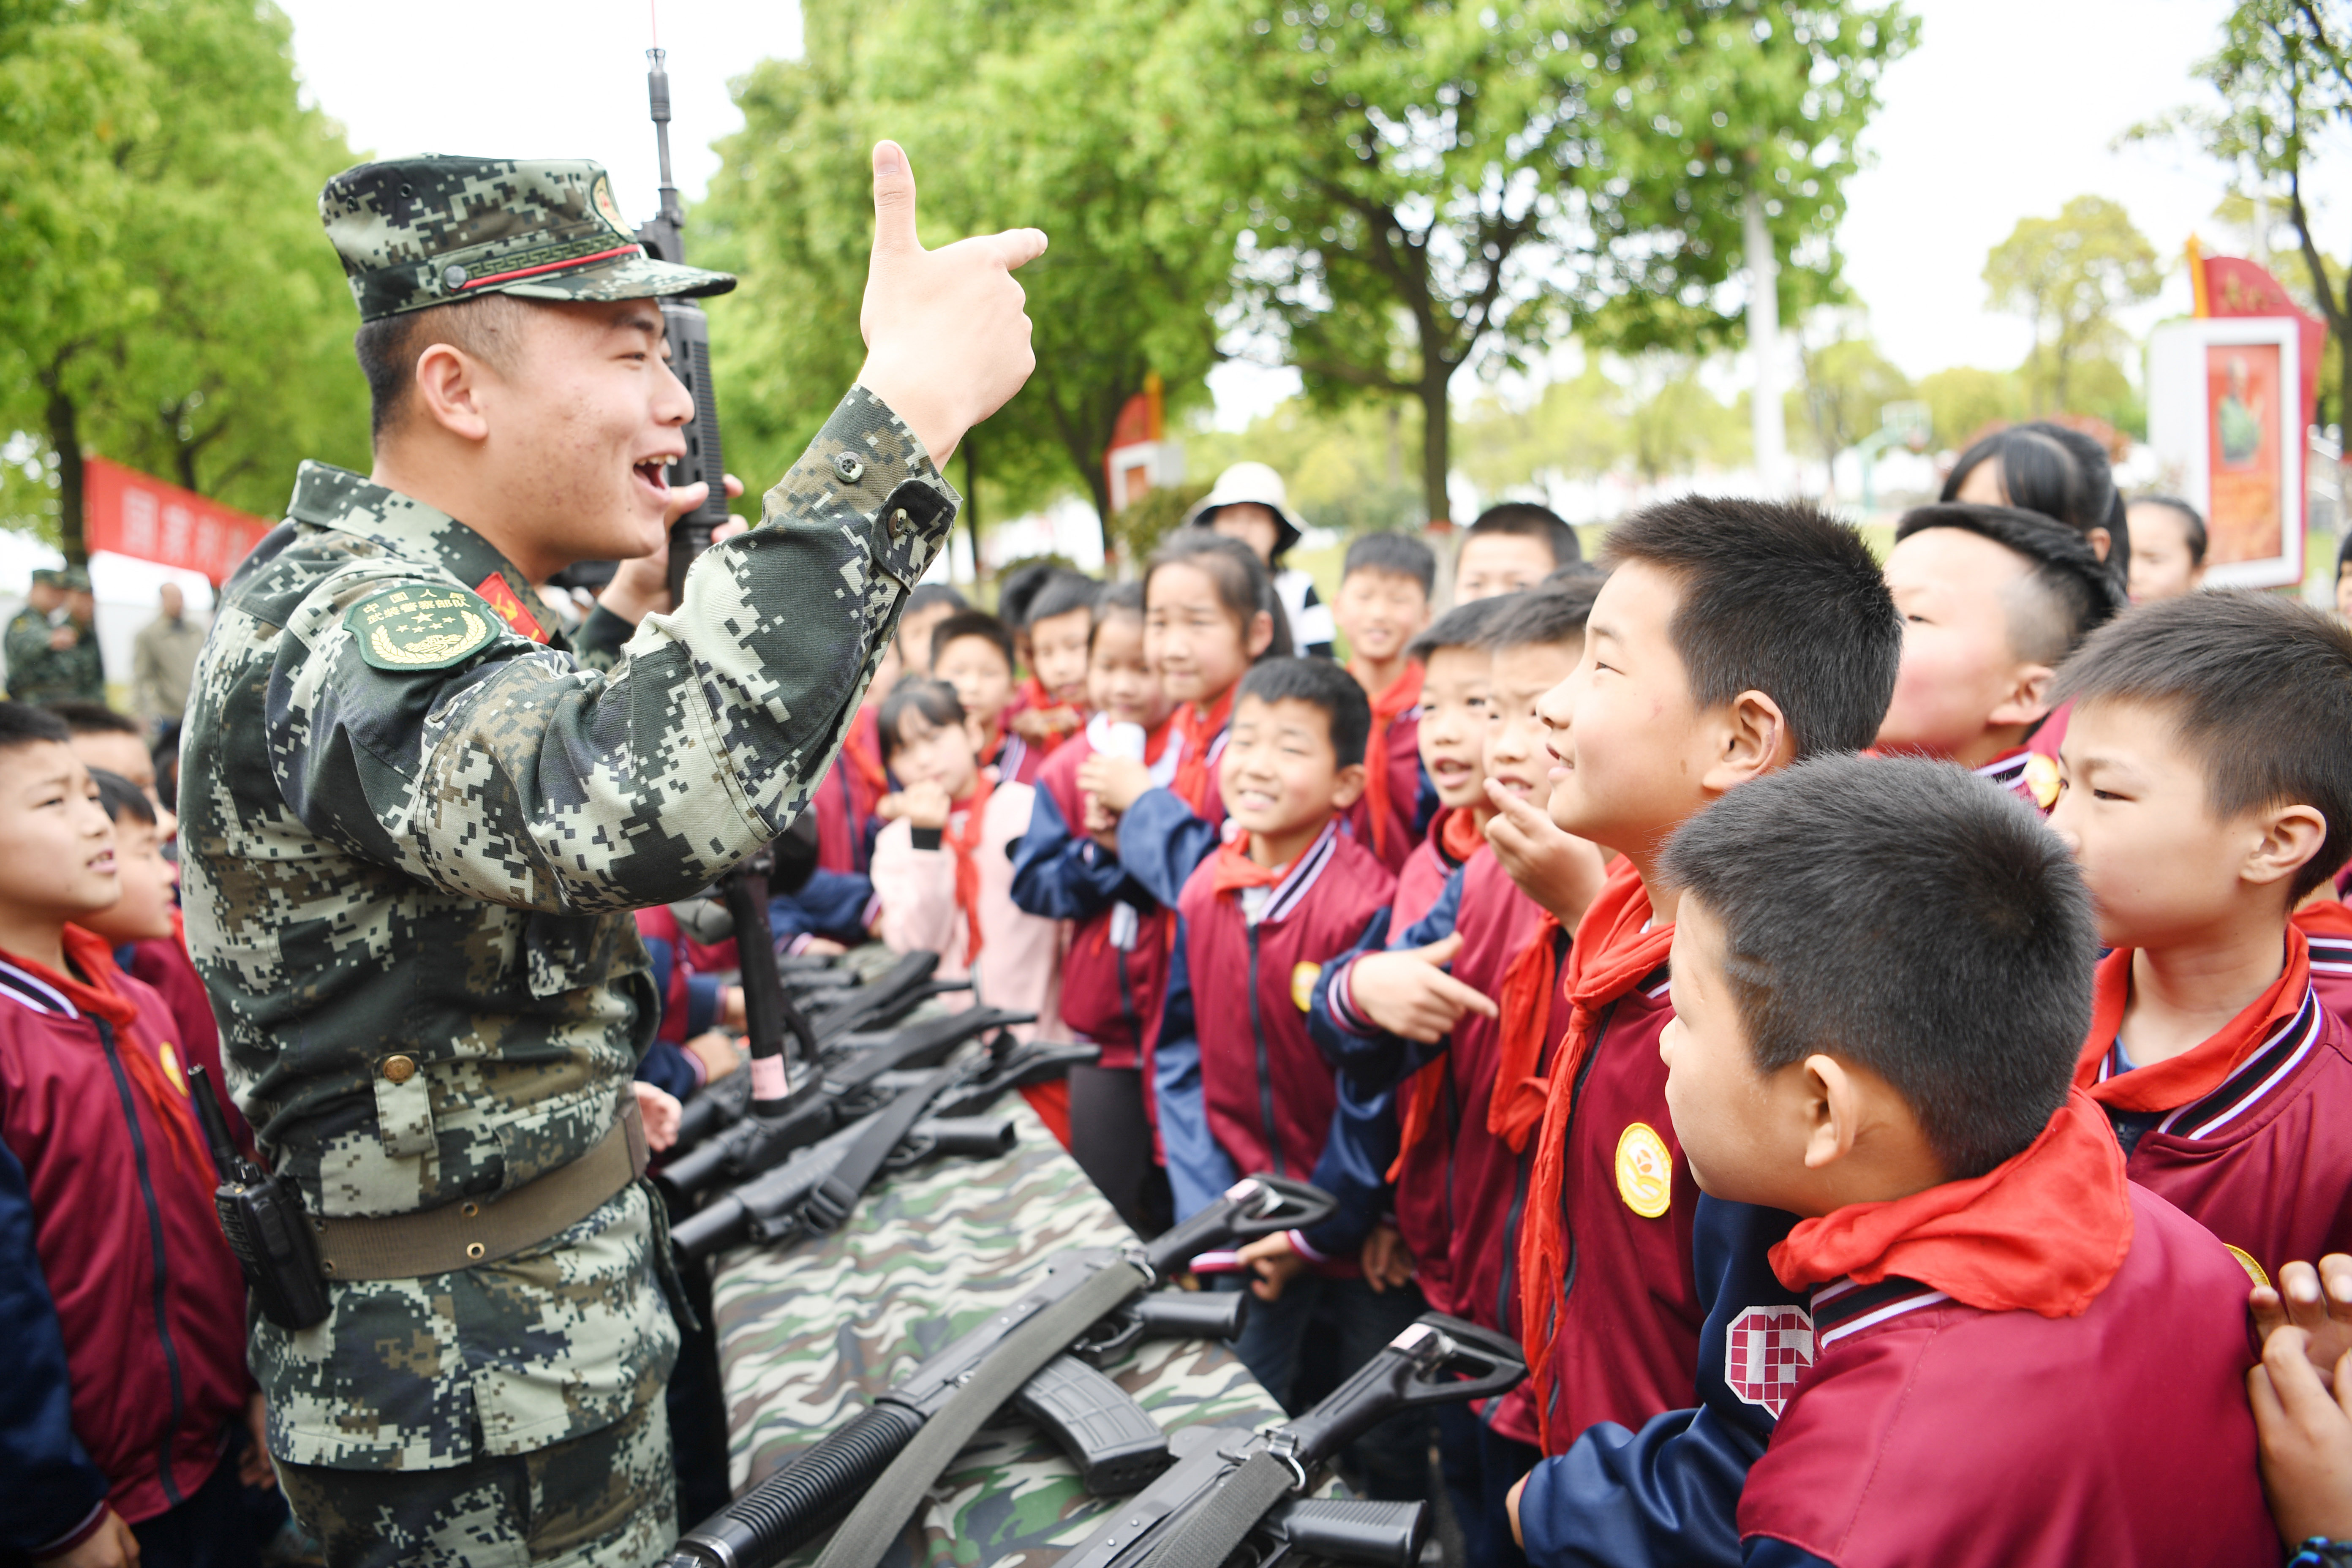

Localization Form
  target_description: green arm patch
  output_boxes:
[344,586,501,672]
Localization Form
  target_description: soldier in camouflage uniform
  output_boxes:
[179,149,1046,1567]
[7,566,105,704]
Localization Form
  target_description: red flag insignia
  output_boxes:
[474,572,549,644]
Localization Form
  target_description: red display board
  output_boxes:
[82,456,274,583]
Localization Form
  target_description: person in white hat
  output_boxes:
[1183,462,1335,658]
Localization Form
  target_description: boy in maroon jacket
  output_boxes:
[1515,499,1899,1458]
[1388,594,1511,933]
[1332,531,1435,874]
[2047,592,2352,1282]
[0,703,261,1568]
[1152,657,1422,1494]
[1512,755,2278,1568]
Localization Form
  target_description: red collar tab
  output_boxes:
[475,572,549,644]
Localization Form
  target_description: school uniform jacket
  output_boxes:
[2085,973,2352,1282]
[1010,721,1178,1074]
[1517,1188,2276,1568]
[1115,733,1230,912]
[1390,805,1473,936]
[0,933,252,1552]
[1344,706,1427,877]
[2294,897,2352,1029]
[631,906,726,1102]
[1156,821,1395,1251]
[871,782,1063,1039]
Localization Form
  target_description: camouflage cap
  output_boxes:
[29,569,62,589]
[320,156,735,322]
[59,567,90,593]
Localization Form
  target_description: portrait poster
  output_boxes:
[2204,342,2284,566]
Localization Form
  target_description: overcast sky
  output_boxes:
[274,0,2337,423]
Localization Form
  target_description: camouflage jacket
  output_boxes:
[180,387,956,1469]
[5,607,104,704]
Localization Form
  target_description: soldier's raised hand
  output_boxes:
[856,140,1046,466]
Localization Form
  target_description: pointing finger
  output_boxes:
[869,140,921,261]
[1435,973,1501,1020]
[975,226,1050,271]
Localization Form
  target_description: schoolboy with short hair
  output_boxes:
[896,582,967,680]
[2045,592,2352,1275]
[1456,503,1579,602]
[1154,655,1424,1495]
[1390,595,1511,932]
[0,703,261,1565]
[1512,755,2278,1568]
[1009,568,1097,749]
[1334,531,1437,873]
[1307,585,1599,1565]
[1012,583,1179,1235]
[1874,502,2123,806]
[1514,496,1900,1459]
[931,608,1042,784]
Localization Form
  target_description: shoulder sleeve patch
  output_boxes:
[343,585,501,671]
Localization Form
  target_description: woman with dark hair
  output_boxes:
[1942,421,2131,583]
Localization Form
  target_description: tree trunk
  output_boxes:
[1419,369,1451,525]
[44,379,87,566]
[1745,189,1790,494]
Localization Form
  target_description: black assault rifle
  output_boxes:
[664,1175,1337,1568]
[1052,1315,1528,1568]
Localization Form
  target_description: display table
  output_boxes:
[709,1097,1290,1568]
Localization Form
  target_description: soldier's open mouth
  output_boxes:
[633,461,671,498]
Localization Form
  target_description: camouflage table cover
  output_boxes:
[710,1097,1292,1568]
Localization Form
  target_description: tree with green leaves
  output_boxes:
[1154,0,1911,523]
[1981,196,2161,417]
[0,0,368,559]
[2138,0,2352,434]
[1916,365,2025,454]
[1791,323,1911,462]
[700,0,1233,560]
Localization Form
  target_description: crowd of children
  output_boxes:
[20,436,2352,1568]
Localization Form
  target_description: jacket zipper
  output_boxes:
[1114,917,1139,1045]
[95,1016,191,1507]
[1246,926,1282,1174]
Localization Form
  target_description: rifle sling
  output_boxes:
[802,1063,962,1233]
[812,1259,1145,1568]
[1138,1450,1299,1568]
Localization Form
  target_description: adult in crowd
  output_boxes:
[179,146,1044,1568]
[132,584,208,747]
[7,567,105,706]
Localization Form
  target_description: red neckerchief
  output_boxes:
[1169,686,1236,817]
[2074,928,2311,1113]
[1142,716,1176,767]
[844,703,889,796]
[1486,913,1564,1149]
[1440,806,1486,867]
[41,926,206,1176]
[1018,675,1082,741]
[1518,856,1676,1447]
[946,773,995,965]
[1211,841,1286,896]
[1351,662,1424,861]
[1769,1089,2132,1319]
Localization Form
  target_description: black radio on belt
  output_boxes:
[188,1063,332,1331]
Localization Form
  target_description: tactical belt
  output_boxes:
[313,1097,651,1282]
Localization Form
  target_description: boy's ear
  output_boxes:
[1329,761,1368,812]
[1985,661,2058,730]
[1246,609,1276,660]
[1699,689,1794,795]
[411,343,493,444]
[1801,1054,1862,1172]
[2243,802,2330,891]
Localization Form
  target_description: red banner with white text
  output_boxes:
[82,456,274,583]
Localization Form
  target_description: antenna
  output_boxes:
[645,48,685,253]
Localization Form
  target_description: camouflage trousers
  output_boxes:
[276,1390,676,1568]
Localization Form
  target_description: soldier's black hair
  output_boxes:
[1406,594,1514,664]
[43,700,139,738]
[0,702,71,755]
[905,583,969,617]
[353,295,532,443]
[1893,503,2126,667]
[1143,532,1293,661]
[1089,582,1145,651]
[1342,532,1437,597]
[1025,570,1101,629]
[929,610,1016,675]
[1661,753,2096,1181]
[88,767,156,827]
[1235,656,1372,769]
[876,679,969,765]
[2131,494,2208,567]
[1465,503,1580,567]
[1601,498,1900,760]
[2054,591,2352,901]
[1484,581,1601,654]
